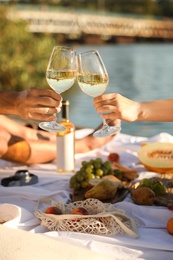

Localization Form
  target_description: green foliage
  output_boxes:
[0,5,56,91]
[2,1,173,17]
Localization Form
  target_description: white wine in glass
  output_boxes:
[39,46,77,132]
[77,50,121,138]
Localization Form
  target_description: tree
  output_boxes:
[0,5,56,91]
[156,0,173,17]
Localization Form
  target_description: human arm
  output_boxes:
[0,115,57,164]
[0,88,62,121]
[0,127,11,157]
[2,131,115,164]
[93,93,173,122]
[0,115,56,142]
[75,119,120,153]
[0,117,120,164]
[1,138,56,165]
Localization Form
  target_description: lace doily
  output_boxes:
[34,198,138,238]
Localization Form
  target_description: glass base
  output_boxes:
[93,126,121,138]
[39,121,66,132]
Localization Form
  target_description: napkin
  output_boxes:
[0,203,39,231]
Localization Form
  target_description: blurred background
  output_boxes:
[1,0,173,137]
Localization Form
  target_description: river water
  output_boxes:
[62,43,173,137]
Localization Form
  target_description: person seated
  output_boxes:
[0,115,120,165]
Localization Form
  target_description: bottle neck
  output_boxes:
[61,100,70,122]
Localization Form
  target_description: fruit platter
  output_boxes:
[69,143,173,207]
[70,153,139,203]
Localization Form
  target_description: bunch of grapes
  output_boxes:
[70,158,122,190]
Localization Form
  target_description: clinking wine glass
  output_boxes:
[77,50,121,138]
[39,46,77,132]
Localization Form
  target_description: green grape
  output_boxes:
[101,166,109,176]
[87,163,94,169]
[86,167,93,174]
[94,162,101,169]
[75,170,81,175]
[71,157,117,190]
[80,166,87,172]
[81,181,88,189]
[103,160,112,170]
[96,169,103,177]
[89,159,95,164]
[82,161,87,167]
[95,158,103,164]
[76,174,84,182]
[70,176,76,188]
[88,173,95,179]
[82,172,90,181]
[73,181,81,189]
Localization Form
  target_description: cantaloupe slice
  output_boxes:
[138,142,173,173]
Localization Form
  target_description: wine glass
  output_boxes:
[39,46,77,132]
[77,50,121,138]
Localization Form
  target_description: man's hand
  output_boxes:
[14,88,62,121]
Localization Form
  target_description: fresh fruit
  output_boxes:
[70,207,89,215]
[85,179,123,200]
[166,217,173,235]
[102,174,121,183]
[130,187,155,206]
[70,158,123,190]
[45,206,62,215]
[107,153,120,163]
[139,178,166,196]
[138,142,173,173]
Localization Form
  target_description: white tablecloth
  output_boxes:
[0,130,173,260]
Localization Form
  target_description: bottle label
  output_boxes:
[56,132,74,172]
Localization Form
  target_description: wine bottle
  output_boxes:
[56,100,75,173]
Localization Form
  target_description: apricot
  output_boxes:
[167,217,173,235]
[107,153,120,163]
[70,207,89,215]
[45,206,62,215]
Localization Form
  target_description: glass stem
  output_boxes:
[53,113,58,121]
[102,118,108,127]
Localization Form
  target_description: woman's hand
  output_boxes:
[93,93,140,122]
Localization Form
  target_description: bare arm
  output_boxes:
[1,117,120,164]
[1,138,56,165]
[138,99,173,121]
[75,119,120,153]
[0,88,62,121]
[0,115,56,142]
[0,127,11,157]
[93,93,173,122]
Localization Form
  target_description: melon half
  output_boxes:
[138,142,173,173]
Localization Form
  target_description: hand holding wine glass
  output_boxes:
[39,46,77,132]
[77,50,121,138]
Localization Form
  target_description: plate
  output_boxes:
[71,186,129,204]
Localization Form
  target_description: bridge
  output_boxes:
[10,9,173,41]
